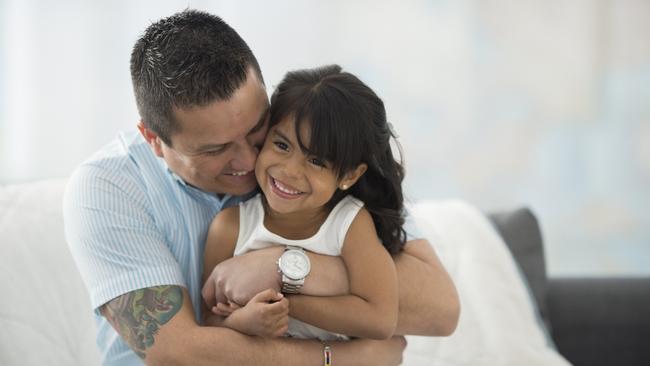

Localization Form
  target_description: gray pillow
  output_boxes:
[488,208,552,335]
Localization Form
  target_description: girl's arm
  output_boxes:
[287,208,399,340]
[201,206,240,309]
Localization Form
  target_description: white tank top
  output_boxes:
[234,193,364,341]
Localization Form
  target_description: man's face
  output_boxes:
[144,68,269,195]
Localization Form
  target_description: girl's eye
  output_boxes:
[273,141,289,151]
[309,157,326,167]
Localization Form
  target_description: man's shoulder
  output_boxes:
[83,130,149,167]
[72,131,160,184]
[65,130,166,203]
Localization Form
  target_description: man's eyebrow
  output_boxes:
[188,142,227,155]
[247,106,269,135]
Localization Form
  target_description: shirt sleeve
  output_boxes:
[63,163,185,311]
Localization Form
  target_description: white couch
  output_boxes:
[0,179,100,365]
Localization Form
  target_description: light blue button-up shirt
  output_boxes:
[63,130,254,365]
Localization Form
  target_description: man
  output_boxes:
[64,9,459,366]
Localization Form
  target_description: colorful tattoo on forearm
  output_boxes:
[102,285,183,359]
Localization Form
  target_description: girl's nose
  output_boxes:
[282,156,303,179]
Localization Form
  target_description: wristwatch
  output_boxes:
[277,245,311,294]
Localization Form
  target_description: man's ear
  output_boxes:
[137,122,164,158]
[338,163,368,191]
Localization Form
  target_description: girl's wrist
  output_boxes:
[221,308,249,334]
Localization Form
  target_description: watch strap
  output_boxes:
[281,280,303,294]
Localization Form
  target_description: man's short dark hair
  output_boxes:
[130,9,263,146]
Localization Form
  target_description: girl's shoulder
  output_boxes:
[217,204,240,221]
[215,193,263,223]
[210,205,240,234]
[327,195,368,243]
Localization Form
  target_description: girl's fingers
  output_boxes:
[212,304,231,316]
[227,300,242,310]
[268,297,289,315]
[250,288,283,303]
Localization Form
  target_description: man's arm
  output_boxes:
[393,238,460,336]
[208,238,460,336]
[206,246,350,306]
[100,285,407,365]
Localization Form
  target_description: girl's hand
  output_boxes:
[223,289,289,338]
[211,300,241,317]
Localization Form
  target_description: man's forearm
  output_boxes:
[135,289,323,365]
[206,247,349,306]
[392,239,460,336]
[165,321,404,366]
[212,241,459,337]
[170,326,322,365]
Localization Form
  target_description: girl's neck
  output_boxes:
[262,200,331,240]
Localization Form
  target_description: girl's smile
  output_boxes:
[269,176,305,199]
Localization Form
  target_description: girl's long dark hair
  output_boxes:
[269,65,406,254]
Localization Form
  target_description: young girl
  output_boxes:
[201,64,407,341]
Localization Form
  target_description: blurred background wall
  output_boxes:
[1,0,648,276]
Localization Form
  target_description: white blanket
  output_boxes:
[403,200,571,366]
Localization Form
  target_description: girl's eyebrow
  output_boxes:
[272,129,292,144]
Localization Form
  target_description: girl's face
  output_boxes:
[255,116,346,216]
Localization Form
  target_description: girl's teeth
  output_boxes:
[274,179,301,195]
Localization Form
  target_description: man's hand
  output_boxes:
[202,246,284,308]
[218,289,289,338]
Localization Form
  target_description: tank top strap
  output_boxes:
[320,195,365,254]
[234,193,265,254]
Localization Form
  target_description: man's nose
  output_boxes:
[231,140,259,172]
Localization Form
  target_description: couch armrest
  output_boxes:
[548,277,650,366]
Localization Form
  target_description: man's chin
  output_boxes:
[211,176,258,196]
[221,185,258,196]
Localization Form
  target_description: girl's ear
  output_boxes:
[339,163,368,190]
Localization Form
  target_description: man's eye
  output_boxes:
[204,149,224,156]
[274,141,289,151]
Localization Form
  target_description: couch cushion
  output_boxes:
[488,207,551,333]
[404,200,569,365]
[0,179,100,366]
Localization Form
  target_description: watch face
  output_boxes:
[280,250,311,280]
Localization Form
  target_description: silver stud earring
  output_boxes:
[341,184,348,190]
